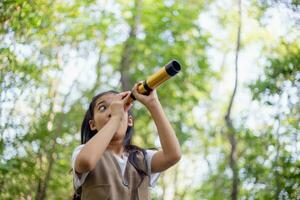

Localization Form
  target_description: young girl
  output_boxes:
[72,83,181,200]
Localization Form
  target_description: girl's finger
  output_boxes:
[132,82,143,96]
[114,93,124,100]
[120,91,130,99]
[125,103,133,112]
[131,83,138,91]
[131,84,138,96]
[123,94,133,110]
[121,91,131,102]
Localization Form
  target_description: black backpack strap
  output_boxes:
[72,184,82,200]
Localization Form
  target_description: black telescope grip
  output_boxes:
[165,60,181,76]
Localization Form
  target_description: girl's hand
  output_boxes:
[110,91,132,119]
[131,81,160,109]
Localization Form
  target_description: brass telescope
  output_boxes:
[127,60,181,104]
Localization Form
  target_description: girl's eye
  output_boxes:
[99,105,106,112]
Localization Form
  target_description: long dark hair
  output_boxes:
[73,91,147,200]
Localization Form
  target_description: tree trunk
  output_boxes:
[36,150,55,200]
[224,0,242,200]
[35,63,80,199]
[274,110,281,199]
[88,31,108,94]
[119,0,142,90]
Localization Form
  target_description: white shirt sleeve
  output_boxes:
[145,149,161,187]
[72,144,89,190]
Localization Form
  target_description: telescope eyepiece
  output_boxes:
[165,60,181,76]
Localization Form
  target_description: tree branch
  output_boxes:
[224,1,242,200]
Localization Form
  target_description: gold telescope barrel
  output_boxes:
[128,60,181,104]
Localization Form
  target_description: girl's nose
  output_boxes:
[108,108,112,118]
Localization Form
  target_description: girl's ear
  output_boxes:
[89,120,97,131]
[128,115,133,127]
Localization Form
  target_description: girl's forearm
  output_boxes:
[75,116,122,173]
[148,102,181,161]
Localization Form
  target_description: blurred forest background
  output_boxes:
[1,0,299,199]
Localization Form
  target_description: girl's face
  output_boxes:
[89,93,133,141]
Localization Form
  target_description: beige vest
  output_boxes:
[81,150,150,200]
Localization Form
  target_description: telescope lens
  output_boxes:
[165,60,181,76]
